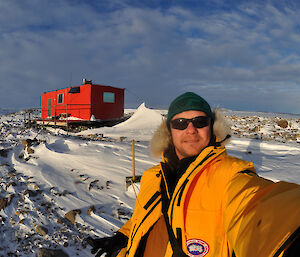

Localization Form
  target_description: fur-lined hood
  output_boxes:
[150,109,231,157]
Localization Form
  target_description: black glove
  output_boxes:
[86,232,128,257]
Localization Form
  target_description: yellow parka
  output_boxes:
[117,146,300,257]
[117,110,300,257]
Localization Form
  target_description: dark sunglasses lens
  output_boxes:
[170,119,189,130]
[171,116,210,130]
[192,116,210,128]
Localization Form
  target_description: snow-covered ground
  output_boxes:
[0,104,299,256]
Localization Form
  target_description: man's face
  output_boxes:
[170,110,212,160]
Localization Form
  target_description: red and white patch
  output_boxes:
[186,239,209,257]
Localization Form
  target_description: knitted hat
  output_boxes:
[167,92,213,125]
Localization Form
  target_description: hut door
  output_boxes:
[48,99,52,117]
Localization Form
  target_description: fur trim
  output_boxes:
[150,108,231,157]
[150,119,171,157]
[213,108,232,146]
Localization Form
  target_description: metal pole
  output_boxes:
[54,105,56,128]
[43,107,45,128]
[29,112,31,127]
[66,104,69,135]
[132,139,135,182]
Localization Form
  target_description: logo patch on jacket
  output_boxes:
[186,239,209,257]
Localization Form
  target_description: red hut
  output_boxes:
[40,80,124,122]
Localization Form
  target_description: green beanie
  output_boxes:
[167,92,213,125]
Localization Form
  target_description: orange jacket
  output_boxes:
[118,146,300,257]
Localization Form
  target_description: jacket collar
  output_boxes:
[160,145,226,199]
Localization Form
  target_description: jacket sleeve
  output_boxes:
[118,217,133,238]
[117,168,157,238]
[115,219,132,257]
[223,171,300,257]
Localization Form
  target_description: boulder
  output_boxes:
[277,119,288,128]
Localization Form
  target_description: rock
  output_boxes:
[78,174,89,182]
[37,248,69,257]
[88,205,95,215]
[0,198,7,210]
[10,217,16,226]
[0,148,10,157]
[0,215,6,223]
[8,172,15,178]
[58,190,69,196]
[88,180,103,191]
[120,136,127,142]
[35,225,49,236]
[23,189,42,197]
[86,134,97,139]
[7,194,15,205]
[21,139,29,147]
[117,208,127,219]
[64,209,81,224]
[277,119,288,128]
[21,138,38,147]
[27,146,35,154]
[6,182,16,190]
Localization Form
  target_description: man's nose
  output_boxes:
[185,121,197,133]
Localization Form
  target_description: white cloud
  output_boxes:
[0,0,300,113]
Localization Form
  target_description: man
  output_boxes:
[87,92,300,257]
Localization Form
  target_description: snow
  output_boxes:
[78,103,164,141]
[0,104,299,256]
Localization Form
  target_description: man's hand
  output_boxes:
[86,232,128,257]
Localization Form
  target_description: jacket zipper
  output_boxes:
[169,151,216,227]
[177,179,189,207]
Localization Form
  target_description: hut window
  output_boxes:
[103,92,115,103]
[69,87,80,93]
[58,94,64,104]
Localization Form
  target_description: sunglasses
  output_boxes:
[170,116,210,130]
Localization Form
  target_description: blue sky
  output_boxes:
[1,0,300,113]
